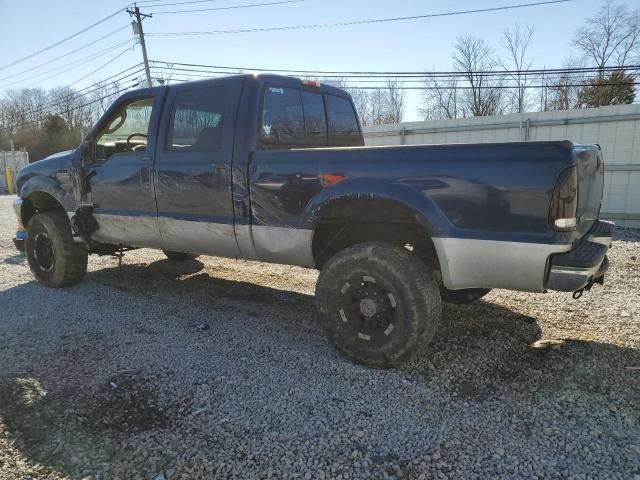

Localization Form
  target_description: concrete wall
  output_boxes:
[0,151,29,194]
[363,104,640,228]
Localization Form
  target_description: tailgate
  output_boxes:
[574,144,605,238]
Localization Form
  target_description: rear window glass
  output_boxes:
[167,86,225,152]
[260,87,327,148]
[301,91,327,145]
[325,94,361,146]
[261,87,305,146]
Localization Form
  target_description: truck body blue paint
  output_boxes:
[14,74,610,293]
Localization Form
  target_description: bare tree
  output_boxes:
[546,57,584,110]
[49,86,92,131]
[453,36,504,116]
[573,0,640,71]
[421,77,463,120]
[91,80,123,120]
[385,80,405,124]
[501,25,535,113]
[330,78,404,126]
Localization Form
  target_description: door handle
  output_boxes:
[141,155,153,162]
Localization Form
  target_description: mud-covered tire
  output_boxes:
[315,242,442,368]
[163,250,200,262]
[25,211,88,288]
[441,288,491,304]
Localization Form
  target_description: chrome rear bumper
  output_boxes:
[545,220,613,292]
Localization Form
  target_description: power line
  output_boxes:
[151,0,303,14]
[0,7,127,73]
[149,60,640,78]
[146,0,572,36]
[0,66,144,124]
[67,45,137,87]
[149,68,630,85]
[159,75,640,91]
[0,25,130,84]
[2,79,144,131]
[135,0,223,6]
[0,40,135,90]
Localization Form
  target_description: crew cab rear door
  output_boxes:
[154,79,242,257]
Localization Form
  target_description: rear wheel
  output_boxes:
[441,288,491,304]
[26,211,88,288]
[163,250,199,262]
[315,242,442,368]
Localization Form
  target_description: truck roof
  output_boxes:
[144,73,352,99]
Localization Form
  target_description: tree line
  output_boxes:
[345,0,638,124]
[0,81,124,161]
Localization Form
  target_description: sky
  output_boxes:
[0,0,626,121]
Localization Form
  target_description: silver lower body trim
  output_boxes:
[91,213,165,249]
[432,237,571,292]
[250,225,315,268]
[158,217,240,258]
[79,211,315,267]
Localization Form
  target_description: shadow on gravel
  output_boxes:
[0,371,175,478]
[1,258,639,478]
[88,258,314,308]
[2,253,26,265]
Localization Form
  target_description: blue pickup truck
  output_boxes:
[13,74,612,367]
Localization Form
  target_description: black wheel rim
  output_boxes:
[338,274,398,345]
[33,232,55,272]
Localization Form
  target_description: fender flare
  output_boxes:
[18,176,74,223]
[300,177,449,237]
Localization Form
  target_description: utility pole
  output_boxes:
[127,4,153,88]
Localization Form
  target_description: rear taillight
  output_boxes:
[549,166,578,231]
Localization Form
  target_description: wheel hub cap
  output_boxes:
[359,298,378,317]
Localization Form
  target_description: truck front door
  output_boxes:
[86,89,164,248]
[154,80,241,257]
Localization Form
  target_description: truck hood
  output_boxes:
[16,149,75,193]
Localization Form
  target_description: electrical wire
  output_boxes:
[146,0,572,36]
[0,25,130,84]
[0,40,135,90]
[0,66,144,124]
[149,60,640,78]
[159,75,640,90]
[4,80,144,131]
[0,8,128,72]
[67,45,137,87]
[148,64,640,88]
[134,0,222,6]
[151,0,303,14]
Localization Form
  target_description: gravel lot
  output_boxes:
[0,194,638,480]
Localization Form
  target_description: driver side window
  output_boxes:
[95,97,154,161]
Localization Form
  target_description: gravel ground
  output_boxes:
[0,194,638,480]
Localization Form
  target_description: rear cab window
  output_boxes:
[259,84,362,149]
[325,94,362,147]
[167,86,225,152]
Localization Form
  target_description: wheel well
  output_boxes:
[311,198,441,272]
[21,192,65,227]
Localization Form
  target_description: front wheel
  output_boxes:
[315,242,442,368]
[26,211,88,288]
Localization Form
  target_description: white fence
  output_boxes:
[0,150,29,194]
[363,104,640,228]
